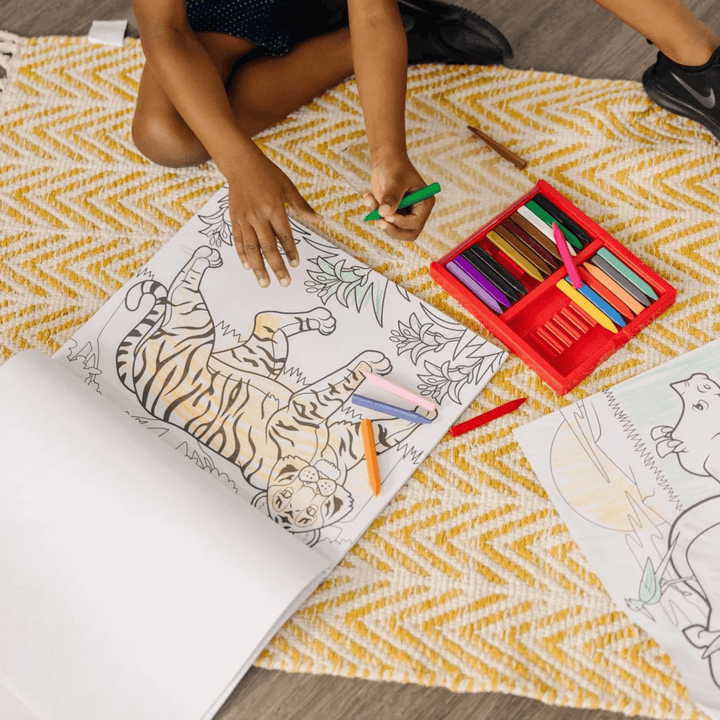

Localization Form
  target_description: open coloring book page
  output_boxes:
[55,187,506,565]
[514,338,720,719]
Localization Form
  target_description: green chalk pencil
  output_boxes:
[364,182,441,221]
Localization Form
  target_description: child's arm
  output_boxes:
[348,0,434,242]
[132,0,320,287]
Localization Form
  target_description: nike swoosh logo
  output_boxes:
[671,72,716,108]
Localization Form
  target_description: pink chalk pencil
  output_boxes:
[552,223,582,289]
[362,371,436,412]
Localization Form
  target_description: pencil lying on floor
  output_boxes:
[467,125,528,170]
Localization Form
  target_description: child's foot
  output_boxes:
[399,0,513,66]
[642,47,720,141]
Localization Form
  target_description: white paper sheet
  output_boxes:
[0,350,330,720]
[54,187,506,564]
[514,338,720,719]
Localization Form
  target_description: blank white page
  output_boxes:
[0,350,329,720]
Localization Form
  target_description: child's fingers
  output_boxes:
[232,220,250,270]
[241,226,271,288]
[272,212,300,269]
[363,192,379,213]
[286,185,323,224]
[378,190,401,218]
[379,197,435,239]
[256,220,292,287]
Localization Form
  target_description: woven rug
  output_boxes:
[2,31,719,719]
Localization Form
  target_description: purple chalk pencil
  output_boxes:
[446,259,504,313]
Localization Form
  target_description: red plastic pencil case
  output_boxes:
[429,179,676,395]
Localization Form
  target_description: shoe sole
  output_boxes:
[642,66,720,141]
[400,0,513,63]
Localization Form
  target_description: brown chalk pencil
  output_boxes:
[467,125,528,170]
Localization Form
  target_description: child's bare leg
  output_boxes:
[132,32,256,167]
[227,27,353,137]
[593,0,720,66]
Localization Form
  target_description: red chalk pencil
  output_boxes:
[449,397,526,438]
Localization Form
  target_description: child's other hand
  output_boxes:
[228,150,322,288]
[366,156,434,242]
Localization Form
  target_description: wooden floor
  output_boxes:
[3,1,720,718]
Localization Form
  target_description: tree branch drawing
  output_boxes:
[391,306,506,404]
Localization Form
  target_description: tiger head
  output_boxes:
[261,457,354,535]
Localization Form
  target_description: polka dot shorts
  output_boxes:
[185,0,350,55]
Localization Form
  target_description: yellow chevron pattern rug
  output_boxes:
[2,31,718,719]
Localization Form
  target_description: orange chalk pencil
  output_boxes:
[361,418,381,496]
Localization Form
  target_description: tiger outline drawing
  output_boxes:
[114,245,431,545]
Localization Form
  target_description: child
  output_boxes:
[593,0,720,142]
[131,0,512,288]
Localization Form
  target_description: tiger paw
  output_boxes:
[355,350,392,377]
[307,307,336,336]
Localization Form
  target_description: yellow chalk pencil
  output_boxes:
[486,230,544,282]
[556,278,618,334]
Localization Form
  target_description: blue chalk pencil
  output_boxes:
[351,394,433,424]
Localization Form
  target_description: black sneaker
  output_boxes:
[642,46,720,140]
[399,0,513,66]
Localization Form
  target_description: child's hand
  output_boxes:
[228,150,322,287]
[365,156,434,241]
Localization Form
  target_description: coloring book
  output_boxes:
[0,187,505,720]
[514,338,720,720]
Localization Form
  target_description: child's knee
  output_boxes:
[131,112,210,168]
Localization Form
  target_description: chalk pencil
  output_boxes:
[526,200,583,249]
[590,255,651,307]
[446,259,504,313]
[361,418,381,496]
[465,245,527,298]
[516,205,576,256]
[575,283,627,328]
[362,371,436,412]
[505,215,562,262]
[449,397,526,438]
[493,223,554,277]
[467,124,528,170]
[596,247,659,301]
[352,394,433,424]
[531,194,593,245]
[552,223,582,289]
[583,263,645,315]
[556,278,618,334]
[453,254,512,307]
[364,182,441,221]
[577,266,635,320]
[486,230,545,282]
